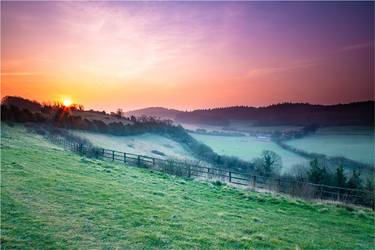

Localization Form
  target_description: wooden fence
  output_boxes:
[49,135,375,210]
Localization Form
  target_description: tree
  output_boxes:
[364,178,374,191]
[308,159,329,184]
[130,115,137,123]
[115,108,124,119]
[254,150,282,177]
[347,170,362,189]
[334,164,347,187]
[289,163,309,182]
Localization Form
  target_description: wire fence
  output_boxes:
[49,135,375,210]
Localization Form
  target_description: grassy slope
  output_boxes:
[285,127,374,165]
[191,133,306,171]
[72,130,196,161]
[1,124,374,249]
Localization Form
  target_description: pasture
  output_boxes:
[227,121,302,134]
[72,130,196,161]
[1,124,374,249]
[191,133,307,171]
[285,127,374,166]
[181,122,301,135]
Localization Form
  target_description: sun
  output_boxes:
[62,98,72,107]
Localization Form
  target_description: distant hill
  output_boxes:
[175,101,375,126]
[124,107,182,120]
[1,96,132,125]
[1,96,42,112]
[3,96,373,126]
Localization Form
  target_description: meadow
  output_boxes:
[285,127,374,165]
[73,130,196,161]
[191,133,307,171]
[1,124,374,249]
[181,122,301,135]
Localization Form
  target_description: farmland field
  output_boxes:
[191,133,307,171]
[73,130,196,161]
[226,121,302,134]
[181,122,301,135]
[1,124,374,249]
[285,127,374,165]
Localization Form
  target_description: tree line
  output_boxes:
[1,102,256,174]
[1,97,373,194]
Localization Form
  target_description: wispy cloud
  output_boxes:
[53,2,221,80]
[339,42,373,52]
[1,71,43,76]
[244,59,319,78]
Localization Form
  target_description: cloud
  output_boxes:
[244,60,318,78]
[51,2,217,80]
[339,42,372,52]
[1,71,43,76]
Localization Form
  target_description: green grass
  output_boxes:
[73,130,197,161]
[1,124,375,249]
[285,127,374,165]
[191,133,306,171]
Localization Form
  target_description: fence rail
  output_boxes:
[49,135,375,210]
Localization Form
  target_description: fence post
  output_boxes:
[229,171,232,183]
[253,175,256,189]
[188,165,191,178]
[137,155,141,167]
[124,153,127,163]
[112,150,115,161]
[79,144,83,155]
[319,185,323,200]
[152,158,155,167]
[102,148,105,158]
[291,181,296,196]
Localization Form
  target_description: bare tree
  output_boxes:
[253,150,282,177]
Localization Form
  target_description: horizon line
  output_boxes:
[2,95,374,114]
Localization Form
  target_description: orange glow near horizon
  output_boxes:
[1,2,374,112]
[62,98,73,108]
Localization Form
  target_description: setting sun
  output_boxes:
[62,98,72,107]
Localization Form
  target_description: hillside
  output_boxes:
[3,96,374,127]
[175,101,375,126]
[1,96,133,125]
[1,123,374,249]
[1,96,42,112]
[71,110,133,125]
[124,107,182,120]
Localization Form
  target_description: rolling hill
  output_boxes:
[1,123,374,249]
[3,96,374,127]
[124,107,182,120]
[124,101,375,127]
[175,101,375,126]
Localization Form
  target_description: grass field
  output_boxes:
[2,123,374,249]
[72,130,196,161]
[181,122,301,135]
[191,133,307,171]
[227,121,302,134]
[285,127,374,165]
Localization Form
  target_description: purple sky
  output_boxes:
[1,1,374,111]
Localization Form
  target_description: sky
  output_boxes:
[1,1,374,111]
